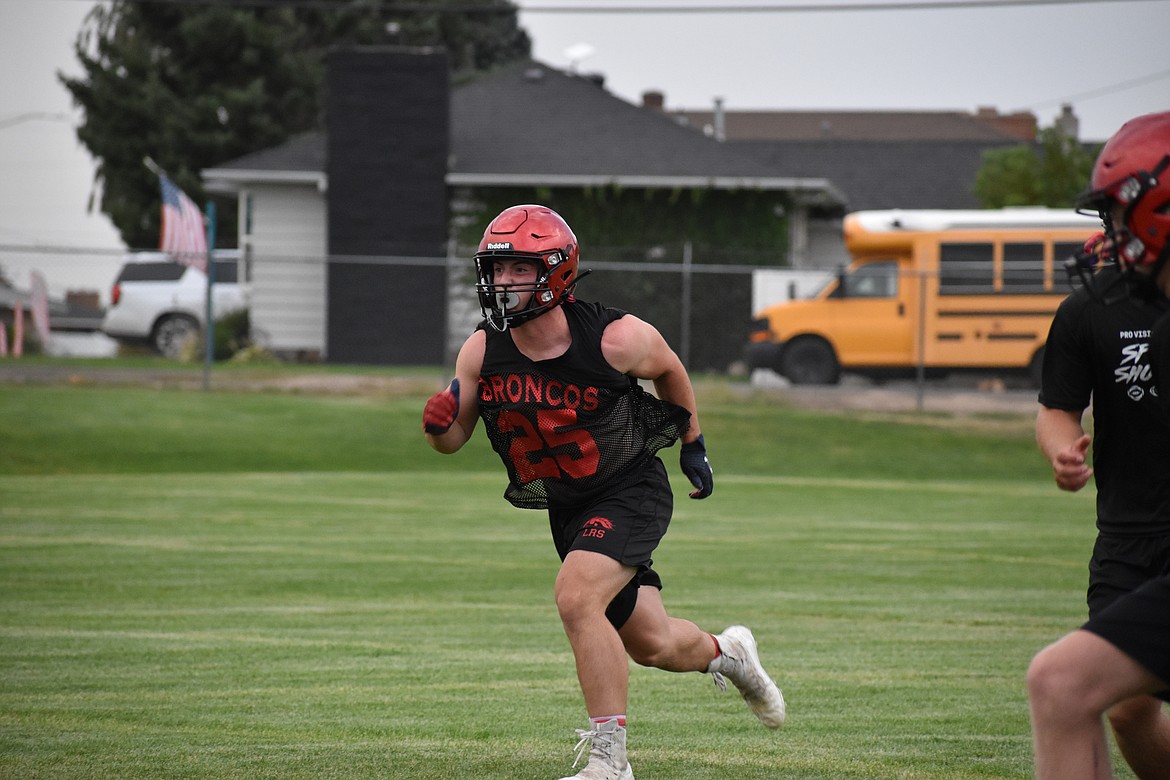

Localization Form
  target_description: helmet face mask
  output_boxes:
[474,206,581,331]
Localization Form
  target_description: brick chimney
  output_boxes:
[642,90,665,111]
[973,106,1037,141]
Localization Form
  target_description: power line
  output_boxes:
[522,0,1161,13]
[0,112,71,132]
[62,0,1167,12]
[1028,67,1170,111]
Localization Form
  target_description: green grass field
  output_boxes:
[0,370,1124,778]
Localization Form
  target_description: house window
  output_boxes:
[212,258,239,284]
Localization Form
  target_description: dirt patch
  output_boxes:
[707,372,1040,434]
[776,384,1037,416]
[0,363,446,398]
[1,363,1040,429]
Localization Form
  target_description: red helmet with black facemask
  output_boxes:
[1075,112,1170,278]
[474,205,583,331]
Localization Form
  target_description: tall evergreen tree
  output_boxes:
[61,0,530,248]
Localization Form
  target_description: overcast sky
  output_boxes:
[1,0,1168,301]
[519,0,1170,140]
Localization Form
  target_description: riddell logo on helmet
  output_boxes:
[485,242,512,250]
[582,516,613,539]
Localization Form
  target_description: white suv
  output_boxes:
[101,251,248,358]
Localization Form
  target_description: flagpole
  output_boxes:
[202,201,216,392]
[146,157,212,376]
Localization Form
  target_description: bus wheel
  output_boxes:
[780,337,840,385]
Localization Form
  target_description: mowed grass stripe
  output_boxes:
[0,377,1126,778]
[2,475,1094,779]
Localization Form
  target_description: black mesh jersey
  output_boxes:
[476,300,692,510]
[1039,268,1170,535]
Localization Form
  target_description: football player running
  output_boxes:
[1028,111,1170,780]
[423,205,785,779]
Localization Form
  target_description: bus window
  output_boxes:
[1002,242,1046,294]
[842,260,898,298]
[1055,242,1084,265]
[940,243,994,295]
[1054,241,1087,291]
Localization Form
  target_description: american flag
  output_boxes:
[159,172,208,271]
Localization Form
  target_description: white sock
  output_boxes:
[590,715,626,729]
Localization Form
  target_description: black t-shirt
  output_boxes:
[1152,311,1170,420]
[1039,268,1170,534]
[477,300,692,510]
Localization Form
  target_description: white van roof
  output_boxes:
[850,208,1099,233]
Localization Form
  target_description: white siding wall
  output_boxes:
[246,184,327,357]
[808,217,850,270]
[750,268,834,313]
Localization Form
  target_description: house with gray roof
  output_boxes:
[204,54,846,364]
[447,63,841,199]
[204,50,1057,366]
[650,99,1075,269]
[663,104,1041,143]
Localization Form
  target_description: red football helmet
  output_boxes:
[1076,111,1170,274]
[474,205,582,331]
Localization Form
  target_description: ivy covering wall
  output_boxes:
[457,186,792,260]
[454,186,794,372]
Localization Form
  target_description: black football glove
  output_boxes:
[680,434,713,499]
[422,379,460,435]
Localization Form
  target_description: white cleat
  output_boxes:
[709,625,786,728]
[558,719,635,780]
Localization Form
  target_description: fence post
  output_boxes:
[915,268,927,411]
[202,202,217,392]
[13,301,23,357]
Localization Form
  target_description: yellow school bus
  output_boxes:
[744,208,1100,385]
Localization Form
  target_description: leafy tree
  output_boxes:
[61,0,530,249]
[974,126,1100,209]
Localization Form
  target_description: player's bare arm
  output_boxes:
[1035,405,1093,492]
[601,314,701,442]
[423,329,485,454]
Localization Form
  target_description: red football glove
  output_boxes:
[423,379,460,435]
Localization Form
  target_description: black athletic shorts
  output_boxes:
[1082,574,1170,700]
[547,458,672,630]
[1088,532,1170,618]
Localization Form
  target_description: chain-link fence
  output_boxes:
[449,241,794,373]
[2,242,797,371]
[0,245,125,308]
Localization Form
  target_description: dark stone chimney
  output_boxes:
[325,46,449,365]
[642,90,665,111]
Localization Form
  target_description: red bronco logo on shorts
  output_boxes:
[582,516,613,539]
